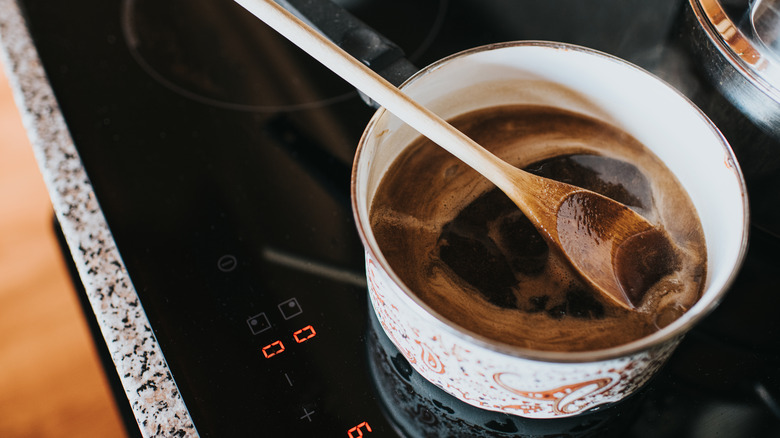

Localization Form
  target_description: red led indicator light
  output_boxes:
[293,325,316,343]
[262,340,285,358]
[347,421,372,437]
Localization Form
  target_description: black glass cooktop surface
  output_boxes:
[20,0,780,436]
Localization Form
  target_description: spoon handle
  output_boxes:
[235,0,526,196]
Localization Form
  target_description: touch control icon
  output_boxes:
[217,254,238,272]
[278,298,303,320]
[299,407,315,422]
[247,312,271,335]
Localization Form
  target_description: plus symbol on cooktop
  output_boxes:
[299,407,315,422]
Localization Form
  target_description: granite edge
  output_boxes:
[0,1,197,436]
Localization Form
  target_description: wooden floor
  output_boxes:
[0,61,128,436]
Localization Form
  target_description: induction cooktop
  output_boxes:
[12,0,780,436]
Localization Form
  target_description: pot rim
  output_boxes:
[350,40,750,364]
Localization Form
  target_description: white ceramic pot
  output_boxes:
[351,41,749,418]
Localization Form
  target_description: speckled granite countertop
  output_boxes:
[0,1,197,436]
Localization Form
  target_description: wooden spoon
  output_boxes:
[234,0,679,309]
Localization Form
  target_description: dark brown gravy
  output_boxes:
[369,105,706,351]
